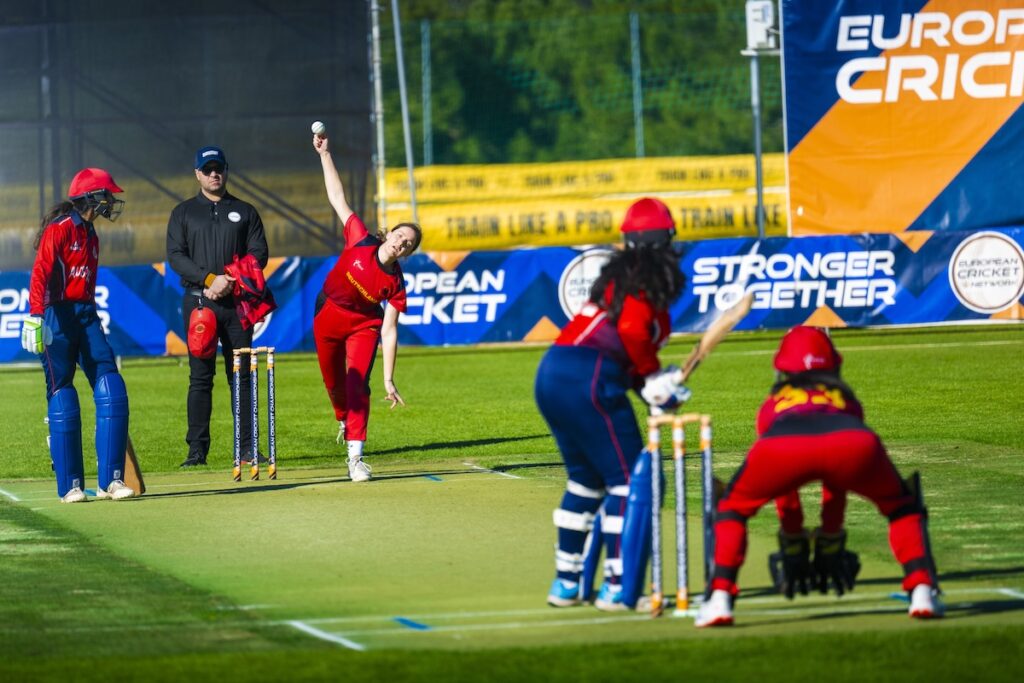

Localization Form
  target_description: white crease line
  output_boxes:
[462,463,522,479]
[292,586,1022,629]
[298,607,557,625]
[287,620,366,651]
[0,488,22,502]
[341,613,651,637]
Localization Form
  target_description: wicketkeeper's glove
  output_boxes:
[768,529,812,599]
[640,366,691,414]
[811,528,861,597]
[21,315,52,354]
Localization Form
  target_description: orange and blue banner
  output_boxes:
[1,229,1020,362]
[782,0,1024,235]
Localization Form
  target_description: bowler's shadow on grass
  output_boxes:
[363,434,552,458]
[132,465,526,500]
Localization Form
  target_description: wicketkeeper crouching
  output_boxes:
[696,326,942,627]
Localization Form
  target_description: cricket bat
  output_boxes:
[123,435,146,495]
[676,291,754,383]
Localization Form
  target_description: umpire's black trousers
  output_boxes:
[181,292,254,460]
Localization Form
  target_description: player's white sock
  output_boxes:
[347,440,364,459]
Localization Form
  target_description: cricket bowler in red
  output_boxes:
[697,326,942,626]
[312,132,421,482]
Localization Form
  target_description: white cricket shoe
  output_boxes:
[909,584,944,619]
[695,589,734,627]
[95,480,137,501]
[336,421,346,444]
[347,457,372,482]
[60,487,87,504]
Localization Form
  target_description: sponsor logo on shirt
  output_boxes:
[228,211,242,223]
[346,271,379,304]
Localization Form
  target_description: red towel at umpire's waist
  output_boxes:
[224,254,277,330]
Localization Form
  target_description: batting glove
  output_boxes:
[21,315,52,354]
[640,366,691,412]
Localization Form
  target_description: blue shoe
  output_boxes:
[595,582,628,611]
[547,579,582,607]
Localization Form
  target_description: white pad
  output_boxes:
[556,549,585,573]
[567,479,605,499]
[553,508,595,531]
[602,514,624,535]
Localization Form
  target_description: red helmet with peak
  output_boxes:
[620,197,675,246]
[68,168,123,199]
[773,326,843,373]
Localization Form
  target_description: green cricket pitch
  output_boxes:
[1,326,1022,680]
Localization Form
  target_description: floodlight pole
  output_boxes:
[742,0,781,241]
[369,0,387,231]
[391,0,419,225]
[742,48,770,240]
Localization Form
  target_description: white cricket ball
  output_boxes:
[311,121,326,136]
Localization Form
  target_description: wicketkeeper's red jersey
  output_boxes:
[322,214,408,318]
[755,381,865,435]
[29,212,100,316]
[555,284,670,379]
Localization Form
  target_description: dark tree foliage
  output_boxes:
[379,0,783,164]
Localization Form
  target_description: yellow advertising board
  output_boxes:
[386,190,788,252]
[385,154,785,204]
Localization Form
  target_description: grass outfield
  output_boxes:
[1,325,1022,680]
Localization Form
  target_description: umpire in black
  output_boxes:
[167,146,269,467]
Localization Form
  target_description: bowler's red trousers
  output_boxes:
[313,298,381,441]
[711,426,934,595]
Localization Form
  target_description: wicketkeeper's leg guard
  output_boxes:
[94,373,129,491]
[900,471,940,591]
[620,449,657,609]
[48,387,84,498]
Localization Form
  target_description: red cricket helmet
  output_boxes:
[773,326,843,373]
[68,168,123,199]
[188,305,218,360]
[620,197,675,246]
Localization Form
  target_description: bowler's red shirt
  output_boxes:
[322,214,407,318]
[28,212,99,316]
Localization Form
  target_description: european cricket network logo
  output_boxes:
[948,232,1024,314]
[557,248,613,320]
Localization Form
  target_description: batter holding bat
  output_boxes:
[311,124,422,482]
[535,197,690,611]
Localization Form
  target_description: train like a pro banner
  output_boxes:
[782,0,1024,235]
